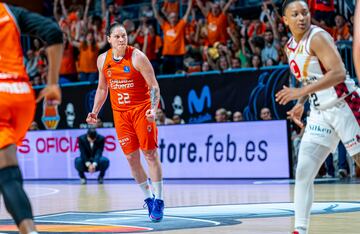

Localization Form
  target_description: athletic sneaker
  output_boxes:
[338,169,348,178]
[293,232,299,234]
[150,199,164,222]
[143,197,154,217]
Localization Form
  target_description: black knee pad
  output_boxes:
[0,166,33,226]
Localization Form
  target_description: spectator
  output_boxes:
[59,31,78,83]
[172,114,185,124]
[75,128,110,184]
[259,107,272,120]
[309,0,335,28]
[251,54,262,69]
[232,111,243,121]
[25,49,40,82]
[29,121,40,131]
[152,0,193,74]
[332,14,351,41]
[161,0,179,17]
[261,29,279,65]
[70,30,104,82]
[196,0,237,46]
[215,108,227,122]
[202,61,210,72]
[156,109,174,125]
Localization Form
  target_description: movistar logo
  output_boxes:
[188,85,211,114]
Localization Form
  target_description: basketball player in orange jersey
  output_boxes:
[353,1,360,83]
[86,22,164,222]
[275,1,360,233]
[0,2,63,234]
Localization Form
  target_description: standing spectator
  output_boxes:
[59,31,78,83]
[196,0,237,46]
[75,128,110,184]
[152,0,192,74]
[260,107,272,120]
[161,0,179,17]
[70,30,104,82]
[261,29,279,65]
[308,0,335,28]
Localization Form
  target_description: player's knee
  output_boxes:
[0,166,33,226]
[143,149,157,161]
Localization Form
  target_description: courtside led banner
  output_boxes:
[18,121,290,179]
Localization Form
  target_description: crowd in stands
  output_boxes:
[24,0,354,86]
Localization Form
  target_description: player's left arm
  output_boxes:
[132,49,160,121]
[301,31,346,94]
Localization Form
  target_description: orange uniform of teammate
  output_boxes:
[102,46,157,154]
[0,2,63,234]
[0,3,36,149]
[87,23,164,222]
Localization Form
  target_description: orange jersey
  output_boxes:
[78,42,99,73]
[0,3,28,81]
[161,19,186,55]
[207,12,228,45]
[102,46,150,111]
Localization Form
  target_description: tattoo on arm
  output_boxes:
[150,87,159,110]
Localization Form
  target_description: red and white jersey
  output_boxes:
[286,25,357,109]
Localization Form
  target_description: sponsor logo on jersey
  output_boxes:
[119,137,130,146]
[124,66,130,73]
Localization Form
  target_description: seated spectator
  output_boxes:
[232,111,243,122]
[259,107,272,120]
[172,115,185,124]
[251,54,262,69]
[75,128,110,184]
[309,0,335,28]
[25,49,40,81]
[202,61,210,72]
[156,109,174,125]
[215,108,227,122]
[332,14,351,41]
[29,121,40,131]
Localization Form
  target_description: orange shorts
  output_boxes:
[113,102,158,155]
[0,82,36,149]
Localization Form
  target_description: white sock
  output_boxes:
[28,232,39,234]
[152,180,163,200]
[139,180,153,199]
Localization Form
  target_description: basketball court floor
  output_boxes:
[0,179,360,233]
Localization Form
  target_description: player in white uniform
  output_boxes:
[275,1,360,234]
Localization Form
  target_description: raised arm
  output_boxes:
[182,0,193,23]
[354,2,360,83]
[196,0,208,17]
[132,49,160,122]
[60,0,68,19]
[86,53,109,124]
[83,0,91,23]
[152,0,165,26]
[223,0,236,14]
[53,0,60,22]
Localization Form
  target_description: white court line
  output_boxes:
[253,178,339,185]
[162,216,220,225]
[26,188,60,198]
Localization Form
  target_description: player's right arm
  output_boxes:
[86,53,109,124]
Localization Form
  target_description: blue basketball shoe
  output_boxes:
[143,197,154,217]
[150,199,164,222]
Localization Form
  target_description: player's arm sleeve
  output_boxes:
[8,5,63,46]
